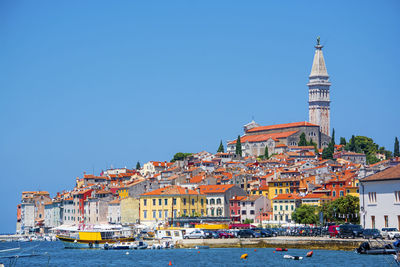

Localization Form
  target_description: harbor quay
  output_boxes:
[174,236,382,251]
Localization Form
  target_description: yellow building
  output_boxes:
[345,179,360,197]
[121,197,140,224]
[268,179,299,200]
[272,193,301,224]
[251,185,269,198]
[116,186,129,199]
[139,185,206,225]
[301,193,331,207]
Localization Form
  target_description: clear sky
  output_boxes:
[0,1,399,233]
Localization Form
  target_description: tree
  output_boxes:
[348,135,356,152]
[298,132,308,146]
[243,218,253,224]
[292,205,318,225]
[395,137,400,157]
[340,137,346,146]
[217,140,225,153]
[136,161,141,170]
[235,135,242,156]
[264,145,269,159]
[171,152,192,162]
[328,195,360,224]
[331,128,336,146]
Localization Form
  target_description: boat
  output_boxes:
[54,224,134,249]
[194,245,209,249]
[356,241,398,255]
[283,255,303,260]
[131,240,148,250]
[104,242,135,250]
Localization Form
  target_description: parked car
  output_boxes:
[381,228,400,240]
[204,230,219,239]
[218,231,235,239]
[237,229,260,238]
[184,230,206,239]
[362,229,382,239]
[255,229,273,237]
[328,225,340,238]
[338,224,363,238]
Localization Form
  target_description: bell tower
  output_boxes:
[308,37,331,136]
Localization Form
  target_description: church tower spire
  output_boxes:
[308,37,331,136]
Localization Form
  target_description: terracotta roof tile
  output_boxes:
[247,121,318,133]
[362,164,400,182]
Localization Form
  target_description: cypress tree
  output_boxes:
[235,135,242,156]
[217,140,225,153]
[264,145,269,159]
[136,161,141,170]
[298,132,308,146]
[349,135,356,152]
[331,128,336,146]
[394,137,400,157]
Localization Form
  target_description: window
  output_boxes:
[230,202,233,206]
[274,205,277,211]
[250,210,255,215]
[242,202,245,207]
[340,191,344,197]
[173,198,177,205]
[346,189,350,194]
[384,215,389,227]
[285,205,288,211]
[201,199,204,206]
[164,199,168,205]
[275,189,278,194]
[275,215,277,220]
[286,189,289,193]
[210,198,215,205]
[173,209,177,217]
[368,192,377,203]
[279,189,282,194]
[395,191,400,203]
[192,198,195,205]
[333,191,336,197]
[152,210,156,218]
[332,184,336,188]
[242,210,246,215]
[159,199,162,206]
[291,205,294,211]
[280,205,283,211]
[153,199,156,205]
[250,202,254,207]
[231,210,235,215]
[143,210,147,219]
[217,199,222,205]
[158,210,162,218]
[183,209,187,215]
[164,210,168,218]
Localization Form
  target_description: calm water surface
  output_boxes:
[0,241,396,266]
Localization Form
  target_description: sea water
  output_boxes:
[0,241,395,266]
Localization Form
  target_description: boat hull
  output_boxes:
[57,235,135,249]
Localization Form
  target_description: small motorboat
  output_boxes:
[194,246,209,250]
[104,242,135,250]
[131,241,148,250]
[356,242,397,255]
[283,255,303,260]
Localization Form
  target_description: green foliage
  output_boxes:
[292,205,318,225]
[235,135,242,156]
[136,161,141,170]
[331,128,335,146]
[217,140,225,153]
[318,195,360,224]
[264,145,269,159]
[395,137,400,157]
[343,135,392,164]
[243,218,254,224]
[298,132,308,146]
[322,129,335,159]
[171,152,192,162]
[340,137,346,146]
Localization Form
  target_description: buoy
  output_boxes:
[126,252,129,255]
[254,249,257,252]
[240,254,248,259]
[273,251,276,253]
[198,251,200,253]
[306,251,313,257]
[275,248,287,252]
[168,261,172,266]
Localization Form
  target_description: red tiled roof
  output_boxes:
[198,184,235,194]
[228,131,298,145]
[247,121,318,133]
[273,193,300,200]
[141,185,200,196]
[362,164,400,182]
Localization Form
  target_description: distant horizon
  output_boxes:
[1,0,399,233]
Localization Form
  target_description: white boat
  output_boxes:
[54,224,134,249]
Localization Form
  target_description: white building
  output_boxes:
[44,201,62,229]
[20,202,34,234]
[62,198,75,225]
[108,199,121,224]
[360,164,400,230]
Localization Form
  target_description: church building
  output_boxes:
[227,38,332,157]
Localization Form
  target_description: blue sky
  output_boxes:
[0,1,399,233]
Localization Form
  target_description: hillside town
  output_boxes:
[16,39,400,239]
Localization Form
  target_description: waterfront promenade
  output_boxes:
[174,236,386,251]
